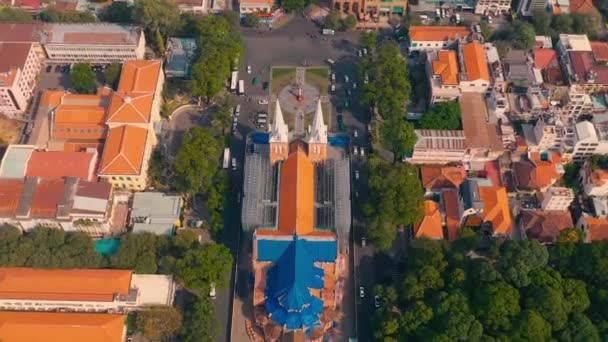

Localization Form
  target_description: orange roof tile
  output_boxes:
[442,189,461,241]
[0,268,132,302]
[0,179,24,217]
[479,186,512,235]
[584,216,608,241]
[117,60,162,93]
[30,179,65,218]
[106,92,153,124]
[591,41,608,62]
[462,42,490,82]
[54,105,107,125]
[99,125,148,175]
[529,151,561,187]
[534,48,557,69]
[420,165,466,190]
[409,26,471,42]
[278,146,315,235]
[521,210,573,243]
[0,311,125,342]
[432,50,459,85]
[39,90,66,107]
[413,200,444,239]
[26,151,96,181]
[569,0,598,13]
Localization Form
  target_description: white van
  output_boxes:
[231,158,237,171]
[235,104,241,116]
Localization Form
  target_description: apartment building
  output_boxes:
[331,0,407,18]
[427,50,460,103]
[475,0,511,14]
[0,42,42,118]
[40,24,145,63]
[458,42,491,93]
[407,129,468,164]
[0,268,175,313]
[567,120,608,162]
[540,187,575,211]
[557,34,608,94]
[522,116,570,153]
[408,26,471,52]
[0,177,114,235]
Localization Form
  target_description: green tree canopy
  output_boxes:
[473,281,521,332]
[104,63,122,89]
[136,306,182,341]
[511,21,536,50]
[70,63,96,94]
[380,117,417,163]
[509,309,552,342]
[420,101,462,130]
[174,127,222,196]
[324,11,341,30]
[178,296,220,341]
[360,30,378,49]
[0,7,33,22]
[281,0,306,12]
[134,0,180,52]
[40,7,96,22]
[176,242,233,293]
[342,15,357,31]
[100,1,134,23]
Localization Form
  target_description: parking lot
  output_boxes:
[37,63,107,93]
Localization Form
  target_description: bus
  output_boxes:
[230,71,238,92]
[238,80,245,96]
[223,148,230,169]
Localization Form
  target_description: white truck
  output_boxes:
[223,148,230,169]
[238,80,245,96]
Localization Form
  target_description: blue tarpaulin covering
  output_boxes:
[252,132,269,144]
[257,238,337,262]
[264,236,334,330]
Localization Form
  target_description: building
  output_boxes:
[576,214,608,241]
[40,24,145,63]
[0,268,175,312]
[512,152,563,192]
[427,50,461,103]
[475,0,511,15]
[413,200,444,239]
[420,164,466,193]
[408,26,471,52]
[522,117,569,153]
[458,42,491,93]
[460,93,504,165]
[502,49,534,87]
[243,100,348,340]
[407,129,468,165]
[165,38,196,78]
[540,187,575,211]
[518,0,547,16]
[568,120,608,162]
[461,178,513,237]
[520,210,574,242]
[131,192,182,236]
[0,312,126,342]
[239,0,274,13]
[175,0,208,12]
[0,42,41,118]
[331,0,407,19]
[441,188,463,241]
[0,177,114,235]
[557,34,608,94]
[581,158,608,196]
[533,48,564,85]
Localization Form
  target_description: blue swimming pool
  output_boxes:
[95,238,121,256]
[328,135,349,147]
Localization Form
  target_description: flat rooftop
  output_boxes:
[41,24,142,46]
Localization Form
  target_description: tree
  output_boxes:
[360,30,378,49]
[509,310,552,342]
[324,11,341,30]
[281,0,306,12]
[134,0,180,52]
[400,301,433,334]
[175,242,233,293]
[104,63,122,89]
[524,286,570,331]
[511,21,536,50]
[532,10,552,35]
[366,156,424,249]
[472,281,521,332]
[136,306,182,341]
[558,228,584,243]
[110,233,162,273]
[212,96,233,135]
[40,7,96,22]
[243,13,260,27]
[380,118,417,163]
[178,296,219,341]
[341,15,357,31]
[420,101,462,130]
[562,278,590,313]
[557,313,600,342]
[480,21,494,40]
[174,127,222,196]
[551,14,573,33]
[100,1,134,23]
[70,63,96,94]
[0,7,33,22]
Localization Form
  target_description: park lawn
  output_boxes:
[270,67,296,96]
[305,68,329,96]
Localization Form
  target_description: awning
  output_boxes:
[392,6,404,12]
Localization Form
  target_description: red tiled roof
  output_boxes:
[0,23,46,43]
[420,165,466,190]
[534,48,557,69]
[569,51,608,84]
[278,146,314,235]
[409,26,471,42]
[583,216,608,241]
[462,42,490,82]
[521,210,573,242]
[569,0,598,13]
[442,189,461,241]
[26,151,96,181]
[432,50,459,85]
[413,200,444,239]
[30,179,65,218]
[0,179,25,217]
[479,186,512,236]
[484,160,502,187]
[591,41,608,62]
[99,125,148,175]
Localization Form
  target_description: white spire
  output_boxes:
[269,100,288,143]
[307,99,327,144]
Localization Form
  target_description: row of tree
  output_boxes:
[373,233,608,341]
[324,11,357,31]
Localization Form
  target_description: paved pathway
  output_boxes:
[295,111,304,133]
